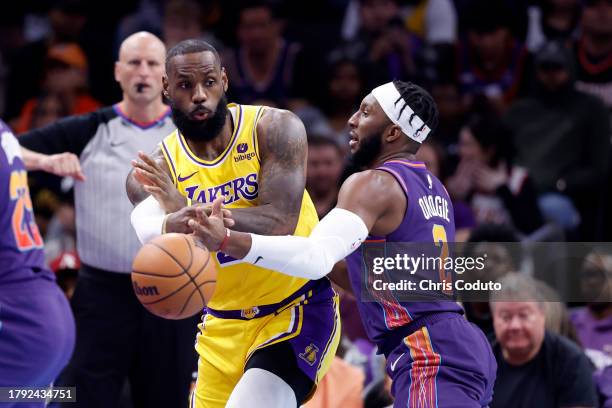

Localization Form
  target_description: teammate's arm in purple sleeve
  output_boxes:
[224,108,308,235]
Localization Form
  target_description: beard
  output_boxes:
[350,131,383,168]
[171,94,229,142]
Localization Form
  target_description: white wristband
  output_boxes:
[130,195,166,244]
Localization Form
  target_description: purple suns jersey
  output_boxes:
[0,120,53,286]
[346,159,462,346]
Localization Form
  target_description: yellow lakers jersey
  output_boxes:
[160,104,319,311]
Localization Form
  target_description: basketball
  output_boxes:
[131,233,217,320]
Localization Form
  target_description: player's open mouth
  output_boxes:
[191,110,210,121]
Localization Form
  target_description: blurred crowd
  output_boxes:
[1,0,612,407]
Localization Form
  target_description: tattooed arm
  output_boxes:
[126,146,179,207]
[227,108,308,235]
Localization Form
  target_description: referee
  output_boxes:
[18,32,197,408]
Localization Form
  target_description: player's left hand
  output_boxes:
[132,151,185,212]
[188,196,227,251]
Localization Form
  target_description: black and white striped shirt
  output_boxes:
[19,105,174,273]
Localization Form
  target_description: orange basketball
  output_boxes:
[131,233,217,320]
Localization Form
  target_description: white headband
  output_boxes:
[371,82,431,143]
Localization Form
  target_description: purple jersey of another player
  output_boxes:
[346,159,462,346]
[0,119,53,285]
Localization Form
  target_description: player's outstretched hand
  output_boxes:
[41,152,86,181]
[188,196,228,251]
[165,200,234,234]
[132,151,185,212]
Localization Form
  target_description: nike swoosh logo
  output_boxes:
[254,256,264,265]
[177,171,198,182]
[390,352,405,372]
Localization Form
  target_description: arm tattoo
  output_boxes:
[125,146,169,205]
[230,108,307,235]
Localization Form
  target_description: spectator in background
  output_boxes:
[573,0,612,111]
[322,56,365,146]
[446,109,543,234]
[335,0,420,88]
[14,43,101,133]
[571,249,612,408]
[429,80,466,161]
[307,135,345,218]
[162,0,223,51]
[26,93,70,131]
[5,0,89,121]
[114,0,164,50]
[457,0,530,112]
[341,0,457,45]
[222,0,303,107]
[506,40,610,239]
[403,0,457,45]
[292,55,365,147]
[456,0,530,42]
[572,248,612,360]
[490,273,598,408]
[575,0,612,244]
[526,0,582,52]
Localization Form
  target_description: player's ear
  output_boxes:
[221,67,228,92]
[385,124,403,143]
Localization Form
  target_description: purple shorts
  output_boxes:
[285,282,340,383]
[386,314,496,408]
[0,279,75,407]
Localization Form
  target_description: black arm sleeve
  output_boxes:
[17,108,108,157]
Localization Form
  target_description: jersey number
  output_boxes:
[432,224,452,294]
[10,170,43,251]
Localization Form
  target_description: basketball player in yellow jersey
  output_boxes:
[126,39,340,408]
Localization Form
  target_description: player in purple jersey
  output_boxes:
[0,120,76,407]
[188,81,496,407]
